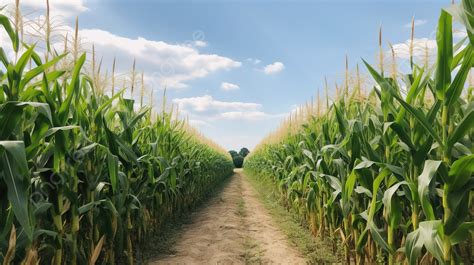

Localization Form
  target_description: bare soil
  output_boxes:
[149,170,305,265]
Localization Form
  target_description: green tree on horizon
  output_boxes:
[239,147,250,157]
[229,150,238,158]
[229,148,250,168]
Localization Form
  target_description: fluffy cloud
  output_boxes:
[220,82,240,91]
[263,61,285,75]
[404,19,427,28]
[391,38,437,60]
[173,95,260,112]
[172,95,282,122]
[76,29,241,89]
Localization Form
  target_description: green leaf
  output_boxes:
[383,181,408,224]
[325,175,342,194]
[448,108,474,148]
[445,46,473,108]
[448,154,474,192]
[435,10,453,101]
[58,53,86,123]
[15,45,35,79]
[0,47,9,67]
[405,221,445,265]
[19,53,66,92]
[126,106,150,130]
[396,68,425,123]
[444,178,474,235]
[344,171,357,201]
[0,141,33,241]
[15,101,53,124]
[390,90,444,147]
[452,40,470,69]
[354,160,375,170]
[333,104,347,137]
[450,222,474,244]
[418,160,442,220]
[0,102,24,138]
[0,14,19,52]
[44,126,80,138]
[356,228,369,253]
[388,122,416,151]
[94,88,125,120]
[23,70,65,93]
[302,149,315,164]
[367,168,390,222]
[107,153,118,194]
[369,223,394,254]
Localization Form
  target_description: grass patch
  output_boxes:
[242,237,263,265]
[236,197,247,217]
[244,169,342,264]
[235,179,261,265]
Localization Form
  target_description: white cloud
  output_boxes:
[173,95,282,122]
[263,61,285,75]
[173,95,260,112]
[220,82,240,91]
[391,38,437,60]
[404,19,427,28]
[73,28,241,89]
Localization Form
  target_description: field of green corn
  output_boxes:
[245,2,474,265]
[2,0,474,265]
[0,4,234,264]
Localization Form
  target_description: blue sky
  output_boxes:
[3,0,453,150]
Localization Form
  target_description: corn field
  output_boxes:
[245,2,474,264]
[0,3,234,264]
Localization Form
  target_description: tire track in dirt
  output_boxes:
[240,170,305,265]
[149,170,305,265]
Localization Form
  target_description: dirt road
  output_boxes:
[149,170,305,265]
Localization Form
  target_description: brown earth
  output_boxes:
[149,170,305,265]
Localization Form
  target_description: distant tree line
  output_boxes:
[229,148,249,168]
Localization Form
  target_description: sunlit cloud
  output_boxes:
[220,82,240,91]
[263,61,285,75]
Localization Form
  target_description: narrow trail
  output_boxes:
[149,170,305,265]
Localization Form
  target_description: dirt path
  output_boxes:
[149,170,305,265]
